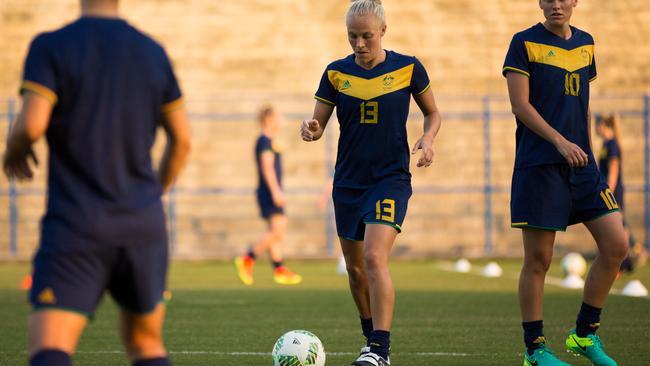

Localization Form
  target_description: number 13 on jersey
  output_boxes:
[360,101,378,124]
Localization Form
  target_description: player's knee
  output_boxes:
[524,255,552,274]
[602,237,629,264]
[346,264,366,283]
[363,251,387,274]
[125,330,165,359]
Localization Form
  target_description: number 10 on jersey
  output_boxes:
[360,101,378,124]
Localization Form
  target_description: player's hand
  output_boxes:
[301,119,323,142]
[412,134,434,168]
[555,137,588,167]
[272,191,287,208]
[2,147,38,181]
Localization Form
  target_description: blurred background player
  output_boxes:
[2,1,191,366]
[504,0,627,365]
[595,114,646,272]
[235,106,302,286]
[301,1,442,365]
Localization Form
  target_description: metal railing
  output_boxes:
[1,94,649,258]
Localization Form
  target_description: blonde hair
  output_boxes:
[596,114,623,154]
[347,0,386,25]
[258,105,275,124]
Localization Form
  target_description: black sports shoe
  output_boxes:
[352,351,390,366]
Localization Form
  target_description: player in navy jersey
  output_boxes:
[595,114,645,271]
[301,1,442,365]
[503,1,627,365]
[235,106,302,286]
[2,1,191,366]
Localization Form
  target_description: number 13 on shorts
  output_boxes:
[376,199,395,223]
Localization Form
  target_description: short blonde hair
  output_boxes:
[347,0,386,25]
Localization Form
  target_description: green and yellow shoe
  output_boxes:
[566,330,617,366]
[523,343,571,366]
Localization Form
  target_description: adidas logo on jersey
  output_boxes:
[547,50,555,57]
[341,80,352,90]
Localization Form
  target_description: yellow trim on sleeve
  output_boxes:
[161,97,184,114]
[503,67,530,77]
[589,75,597,82]
[20,80,58,105]
[511,222,529,226]
[314,96,335,106]
[415,83,431,96]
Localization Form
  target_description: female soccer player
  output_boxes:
[503,1,627,365]
[235,106,302,286]
[301,1,441,365]
[2,1,191,366]
[595,114,645,271]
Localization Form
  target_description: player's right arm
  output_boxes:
[301,101,334,142]
[506,72,588,167]
[2,92,52,181]
[158,105,191,193]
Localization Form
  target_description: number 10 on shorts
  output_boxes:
[376,199,395,223]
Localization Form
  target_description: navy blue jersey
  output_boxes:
[20,17,182,251]
[598,138,624,194]
[503,23,597,168]
[255,134,282,193]
[315,50,430,188]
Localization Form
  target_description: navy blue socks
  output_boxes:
[133,357,172,366]
[368,330,390,360]
[360,317,373,340]
[30,350,71,366]
[522,320,545,355]
[576,302,602,337]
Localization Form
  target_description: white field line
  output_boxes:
[72,350,473,357]
[435,261,650,300]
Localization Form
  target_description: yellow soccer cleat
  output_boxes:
[273,266,302,285]
[235,256,254,286]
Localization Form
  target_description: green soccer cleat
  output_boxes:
[523,343,571,366]
[566,330,618,366]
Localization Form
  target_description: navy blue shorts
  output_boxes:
[333,179,412,241]
[257,188,284,219]
[511,163,620,231]
[30,243,168,317]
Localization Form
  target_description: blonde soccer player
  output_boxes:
[301,1,442,364]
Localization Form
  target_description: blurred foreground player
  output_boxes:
[503,0,627,365]
[2,1,191,365]
[235,106,302,286]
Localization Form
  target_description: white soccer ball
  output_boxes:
[272,330,326,366]
[561,252,587,277]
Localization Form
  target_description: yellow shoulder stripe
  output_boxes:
[20,80,58,105]
[328,64,414,101]
[524,41,594,72]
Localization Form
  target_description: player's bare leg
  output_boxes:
[340,237,371,319]
[583,212,627,307]
[268,214,288,262]
[565,213,625,366]
[519,228,555,322]
[120,303,168,362]
[363,224,397,332]
[28,310,87,356]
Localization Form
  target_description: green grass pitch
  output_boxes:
[0,260,648,365]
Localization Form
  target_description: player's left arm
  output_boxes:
[411,88,442,168]
[2,92,52,180]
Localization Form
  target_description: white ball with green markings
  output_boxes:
[272,330,326,366]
